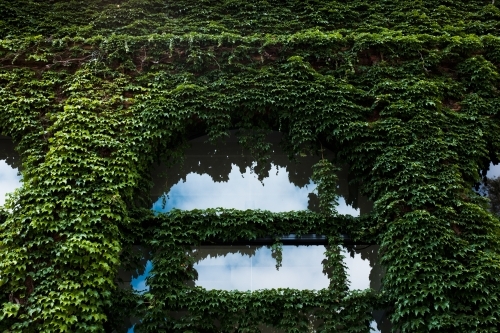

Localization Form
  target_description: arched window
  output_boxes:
[121,131,390,333]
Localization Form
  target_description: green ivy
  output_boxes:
[1,1,500,332]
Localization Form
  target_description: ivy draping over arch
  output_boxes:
[1,1,500,332]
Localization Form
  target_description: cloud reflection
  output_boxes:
[487,163,500,178]
[129,162,377,332]
[140,162,369,292]
[153,164,314,212]
[152,163,360,216]
[0,160,21,206]
[193,245,371,291]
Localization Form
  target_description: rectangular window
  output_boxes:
[191,245,375,291]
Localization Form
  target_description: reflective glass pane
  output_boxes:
[487,163,500,178]
[192,245,329,291]
[153,163,317,212]
[150,131,373,214]
[190,245,377,292]
[476,162,500,213]
[0,136,21,206]
[125,132,384,332]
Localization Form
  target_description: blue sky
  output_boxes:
[0,160,21,206]
[13,154,500,332]
[145,162,367,292]
[487,163,500,178]
[152,163,360,215]
[191,245,372,291]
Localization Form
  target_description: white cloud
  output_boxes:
[343,248,372,290]
[131,246,373,293]
[0,160,21,206]
[136,162,379,332]
[487,162,500,179]
[154,164,314,212]
[193,246,371,292]
[337,196,360,216]
[153,163,360,216]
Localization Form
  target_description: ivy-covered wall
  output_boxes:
[1,0,500,332]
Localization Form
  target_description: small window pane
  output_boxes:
[0,137,21,206]
[191,245,376,291]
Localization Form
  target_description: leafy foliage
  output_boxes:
[140,208,375,332]
[1,0,500,332]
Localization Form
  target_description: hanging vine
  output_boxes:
[1,1,500,332]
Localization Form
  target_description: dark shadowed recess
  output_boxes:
[0,136,21,170]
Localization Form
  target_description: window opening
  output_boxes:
[125,132,384,332]
[475,162,500,215]
[0,136,21,206]
[190,245,375,291]
[150,131,373,215]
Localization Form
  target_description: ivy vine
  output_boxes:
[1,1,500,332]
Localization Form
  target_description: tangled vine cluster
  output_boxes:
[1,1,500,332]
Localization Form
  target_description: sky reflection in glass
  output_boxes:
[130,132,383,332]
[192,245,372,291]
[487,163,500,178]
[0,136,22,206]
[152,163,360,216]
[130,247,373,292]
[0,160,21,206]
[133,160,370,293]
[475,162,500,196]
